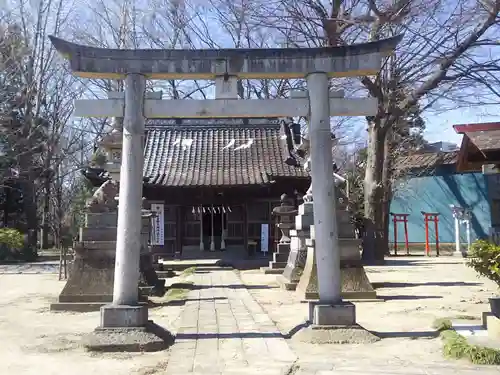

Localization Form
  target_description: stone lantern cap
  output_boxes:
[272,193,298,217]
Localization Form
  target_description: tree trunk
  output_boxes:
[362,123,387,263]
[55,165,63,248]
[3,187,10,227]
[381,130,393,256]
[41,173,51,249]
[19,177,38,259]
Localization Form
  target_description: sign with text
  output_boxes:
[261,224,269,253]
[150,203,165,246]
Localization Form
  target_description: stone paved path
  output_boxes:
[165,267,297,375]
[294,362,500,375]
[0,262,58,274]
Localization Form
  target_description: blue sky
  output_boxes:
[423,108,500,146]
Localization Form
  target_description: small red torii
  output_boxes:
[390,213,410,256]
[421,212,440,257]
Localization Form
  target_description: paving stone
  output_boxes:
[164,268,296,375]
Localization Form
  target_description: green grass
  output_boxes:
[166,288,189,301]
[454,314,479,321]
[182,266,197,276]
[165,281,194,301]
[432,318,453,332]
[431,317,500,365]
[440,330,500,365]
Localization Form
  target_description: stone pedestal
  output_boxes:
[278,202,313,289]
[483,312,500,339]
[309,301,356,326]
[266,243,291,271]
[295,299,379,344]
[295,209,377,301]
[297,238,369,300]
[100,304,149,327]
[51,211,164,312]
[279,229,309,289]
[262,194,297,274]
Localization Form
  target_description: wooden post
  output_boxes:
[243,202,249,255]
[434,216,440,257]
[220,206,226,250]
[199,206,204,251]
[424,215,430,256]
[210,205,215,251]
[393,216,398,256]
[391,213,410,256]
[403,218,409,255]
[422,212,440,257]
[177,206,184,256]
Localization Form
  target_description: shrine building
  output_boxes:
[89,117,310,258]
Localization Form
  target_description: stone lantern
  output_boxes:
[98,129,122,182]
[265,194,298,272]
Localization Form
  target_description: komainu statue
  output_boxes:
[85,179,119,213]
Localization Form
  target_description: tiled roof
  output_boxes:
[393,151,458,171]
[143,119,309,187]
[465,129,500,152]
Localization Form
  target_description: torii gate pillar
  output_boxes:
[306,72,342,305]
[111,74,146,307]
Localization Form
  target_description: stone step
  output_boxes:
[298,202,314,215]
[295,213,314,230]
[80,227,117,241]
[85,211,151,228]
[289,229,310,237]
[338,222,355,238]
[336,209,351,224]
[290,236,305,252]
[50,302,107,312]
[156,270,176,279]
[85,212,117,227]
[80,227,151,242]
[275,243,290,254]
[260,267,284,275]
[273,252,289,263]
[78,241,117,250]
[75,242,154,256]
[269,261,287,269]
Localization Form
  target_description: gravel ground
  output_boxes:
[240,256,500,372]
[1,256,499,375]
[0,270,184,375]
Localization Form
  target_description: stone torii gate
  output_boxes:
[50,35,401,348]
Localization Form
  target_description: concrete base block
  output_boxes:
[277,276,298,291]
[269,261,287,269]
[309,301,356,326]
[296,243,377,301]
[57,251,115,304]
[483,312,500,338]
[452,251,467,258]
[294,324,380,344]
[100,304,148,328]
[155,270,176,279]
[298,202,314,215]
[50,302,107,312]
[83,320,175,352]
[260,267,285,275]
